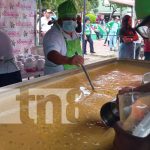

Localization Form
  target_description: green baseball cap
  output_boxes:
[58,0,77,19]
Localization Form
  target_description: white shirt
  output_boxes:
[43,24,79,74]
[0,31,19,74]
[37,16,52,32]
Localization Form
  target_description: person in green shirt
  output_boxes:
[83,17,95,54]
[103,18,114,46]
[109,17,120,51]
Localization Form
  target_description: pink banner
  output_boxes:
[0,0,36,55]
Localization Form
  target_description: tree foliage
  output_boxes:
[37,0,99,13]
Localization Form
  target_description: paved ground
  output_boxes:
[84,39,118,65]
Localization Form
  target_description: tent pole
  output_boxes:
[39,0,42,45]
[120,6,123,20]
[131,6,135,27]
[82,0,86,56]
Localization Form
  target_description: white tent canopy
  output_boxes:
[109,0,135,6]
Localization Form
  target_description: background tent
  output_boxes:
[109,0,134,6]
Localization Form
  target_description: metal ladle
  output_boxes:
[75,52,95,91]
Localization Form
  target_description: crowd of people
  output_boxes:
[36,7,150,61]
[0,0,150,87]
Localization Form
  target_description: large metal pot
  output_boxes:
[113,123,150,150]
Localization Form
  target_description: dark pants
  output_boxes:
[84,35,94,54]
[95,31,100,39]
[144,52,150,60]
[104,31,109,45]
[135,43,141,59]
[0,71,22,87]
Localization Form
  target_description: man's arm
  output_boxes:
[119,82,150,94]
[133,82,150,92]
[47,50,84,66]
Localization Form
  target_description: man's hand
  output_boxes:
[118,87,133,95]
[123,37,133,43]
[118,82,150,95]
[68,55,84,66]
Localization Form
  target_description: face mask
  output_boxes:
[51,15,57,21]
[62,20,77,33]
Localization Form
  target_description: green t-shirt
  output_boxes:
[106,21,114,31]
[85,24,91,35]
